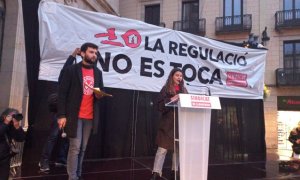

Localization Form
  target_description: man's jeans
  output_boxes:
[67,119,92,180]
[40,114,69,165]
[152,147,179,176]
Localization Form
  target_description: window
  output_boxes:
[284,0,300,10]
[182,0,199,22]
[284,0,300,19]
[144,4,160,26]
[283,41,300,82]
[181,1,199,33]
[284,41,300,69]
[223,0,243,25]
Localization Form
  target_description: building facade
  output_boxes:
[117,0,300,151]
[1,0,299,154]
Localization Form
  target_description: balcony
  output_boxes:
[275,9,300,30]
[215,14,252,34]
[276,68,300,86]
[173,19,206,36]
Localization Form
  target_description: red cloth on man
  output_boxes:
[78,67,94,120]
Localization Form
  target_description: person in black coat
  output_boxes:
[0,108,25,180]
[39,48,80,172]
[150,68,188,180]
[57,42,104,180]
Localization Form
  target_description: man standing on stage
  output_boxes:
[57,42,104,180]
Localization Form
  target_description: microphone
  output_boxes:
[186,83,211,96]
[61,128,67,138]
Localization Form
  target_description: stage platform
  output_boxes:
[10,150,300,180]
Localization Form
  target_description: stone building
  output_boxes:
[1,0,300,157]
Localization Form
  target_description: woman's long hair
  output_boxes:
[164,68,185,95]
[0,108,19,121]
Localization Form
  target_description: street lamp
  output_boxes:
[261,27,270,46]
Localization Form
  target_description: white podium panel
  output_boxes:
[178,107,211,180]
[177,94,220,180]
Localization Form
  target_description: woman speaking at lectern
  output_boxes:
[150,68,188,180]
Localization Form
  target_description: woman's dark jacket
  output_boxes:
[57,62,104,138]
[0,122,25,161]
[155,85,187,150]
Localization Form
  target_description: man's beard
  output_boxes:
[84,57,95,65]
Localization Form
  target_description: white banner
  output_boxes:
[38,1,267,99]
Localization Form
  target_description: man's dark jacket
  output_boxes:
[57,62,104,138]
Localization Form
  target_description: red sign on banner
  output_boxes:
[190,95,212,108]
[226,72,248,87]
[95,28,142,48]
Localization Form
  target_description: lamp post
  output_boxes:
[261,27,270,46]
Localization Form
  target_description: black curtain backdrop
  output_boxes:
[21,0,266,163]
[22,0,40,127]
[209,98,266,163]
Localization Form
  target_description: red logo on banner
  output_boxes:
[226,72,248,87]
[95,28,141,48]
[190,95,211,108]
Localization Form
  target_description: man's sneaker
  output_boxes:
[55,161,67,167]
[38,162,50,172]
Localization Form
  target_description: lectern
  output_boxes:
[167,94,221,180]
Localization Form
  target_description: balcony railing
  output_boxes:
[276,68,300,86]
[275,9,300,30]
[215,14,252,34]
[173,19,206,36]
